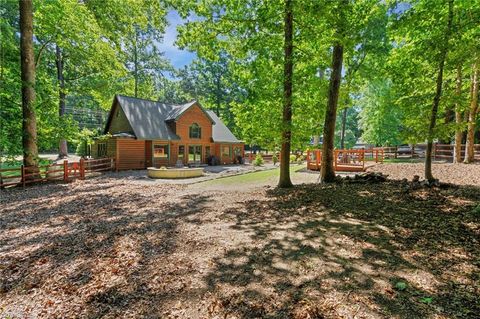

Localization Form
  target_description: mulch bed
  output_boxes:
[1,175,479,318]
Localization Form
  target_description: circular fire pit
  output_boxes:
[147,167,204,179]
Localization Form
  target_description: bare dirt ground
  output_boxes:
[1,170,479,318]
[367,162,480,186]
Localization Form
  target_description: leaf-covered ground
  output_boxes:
[0,171,479,318]
[368,163,480,186]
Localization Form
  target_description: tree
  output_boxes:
[19,0,38,170]
[453,65,464,163]
[464,61,479,163]
[425,0,453,182]
[358,80,403,146]
[321,42,344,182]
[278,0,294,188]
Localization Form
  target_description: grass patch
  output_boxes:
[201,164,305,186]
[383,158,422,163]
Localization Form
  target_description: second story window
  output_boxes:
[189,123,201,139]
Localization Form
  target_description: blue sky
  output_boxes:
[159,10,197,69]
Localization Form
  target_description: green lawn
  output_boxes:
[382,158,423,163]
[200,164,306,186]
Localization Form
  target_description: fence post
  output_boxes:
[362,150,365,171]
[111,158,114,172]
[21,165,25,188]
[63,160,68,182]
[334,150,337,171]
[433,143,436,161]
[80,158,85,180]
[395,146,398,159]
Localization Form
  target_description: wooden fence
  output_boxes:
[433,144,480,161]
[307,148,384,172]
[379,143,480,161]
[0,157,115,189]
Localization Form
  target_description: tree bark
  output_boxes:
[425,0,453,182]
[19,0,39,171]
[321,42,344,183]
[134,28,139,98]
[278,0,294,188]
[56,45,68,158]
[464,61,479,163]
[453,65,463,163]
[215,75,221,116]
[340,108,347,149]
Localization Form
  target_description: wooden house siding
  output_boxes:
[95,96,244,170]
[175,105,213,144]
[116,139,145,170]
[109,102,134,135]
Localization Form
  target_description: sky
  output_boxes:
[158,10,197,69]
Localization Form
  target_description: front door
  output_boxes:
[188,145,202,163]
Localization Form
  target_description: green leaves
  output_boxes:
[394,281,407,291]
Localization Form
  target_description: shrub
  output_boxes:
[272,153,279,166]
[297,155,305,163]
[289,154,297,163]
[254,154,264,166]
[76,141,88,156]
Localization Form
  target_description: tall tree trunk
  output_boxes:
[425,0,453,182]
[56,45,68,158]
[134,28,138,98]
[454,65,463,163]
[278,0,293,188]
[19,0,39,172]
[464,61,479,163]
[321,43,343,183]
[340,108,347,149]
[215,75,221,116]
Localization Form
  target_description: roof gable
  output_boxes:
[207,111,241,143]
[166,100,215,124]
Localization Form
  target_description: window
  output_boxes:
[222,145,231,158]
[189,123,201,139]
[97,143,107,157]
[178,145,185,160]
[234,146,241,156]
[153,144,169,159]
[188,145,202,163]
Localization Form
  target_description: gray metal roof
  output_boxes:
[207,110,242,143]
[111,95,240,143]
[115,95,180,140]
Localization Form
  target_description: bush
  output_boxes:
[76,141,88,157]
[297,155,305,163]
[289,154,297,163]
[254,154,264,166]
[272,153,278,166]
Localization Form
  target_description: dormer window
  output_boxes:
[189,123,201,139]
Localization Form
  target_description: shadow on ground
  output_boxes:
[1,179,479,318]
[206,182,480,318]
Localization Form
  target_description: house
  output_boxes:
[92,95,244,170]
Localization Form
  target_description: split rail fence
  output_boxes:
[0,157,115,189]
